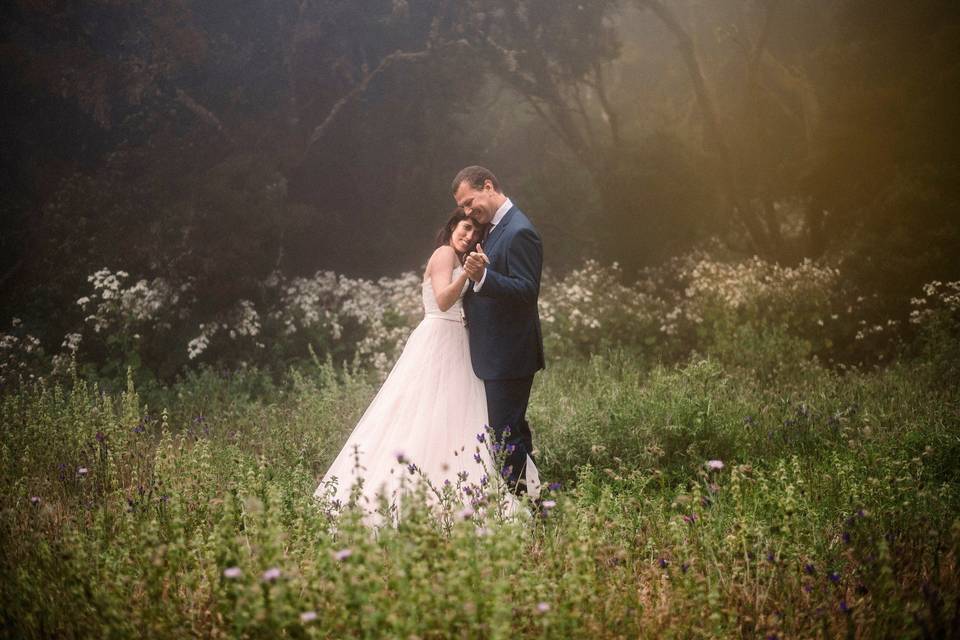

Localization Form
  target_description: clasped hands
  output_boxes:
[463,244,490,282]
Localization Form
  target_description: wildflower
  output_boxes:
[541,500,557,509]
[473,452,482,464]
[842,531,851,544]
[300,611,317,623]
[223,567,242,579]
[30,496,41,506]
[95,431,106,443]
[261,568,281,582]
[536,602,550,613]
[548,482,562,491]
[334,548,352,561]
[658,558,669,569]
[407,463,417,475]
[476,433,485,443]
[458,506,475,520]
[395,451,408,464]
[480,474,489,487]
[804,563,815,575]
[505,443,516,455]
[77,467,88,477]
[839,599,850,613]
[828,572,840,583]
[457,471,469,482]
[705,460,724,471]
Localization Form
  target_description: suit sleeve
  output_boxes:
[475,227,542,305]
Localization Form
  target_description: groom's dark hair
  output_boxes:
[451,165,501,194]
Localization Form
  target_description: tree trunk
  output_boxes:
[638,0,773,256]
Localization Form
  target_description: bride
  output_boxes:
[314,209,537,526]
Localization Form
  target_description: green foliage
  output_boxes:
[2,336,958,637]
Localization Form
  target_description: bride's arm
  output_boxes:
[427,246,470,312]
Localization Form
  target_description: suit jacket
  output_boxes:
[463,204,546,380]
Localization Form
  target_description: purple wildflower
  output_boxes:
[480,474,488,487]
[839,600,850,613]
[458,506,475,520]
[541,500,557,509]
[95,431,106,443]
[828,572,840,583]
[476,433,485,443]
[705,460,724,471]
[300,611,317,624]
[223,566,242,579]
[804,563,815,575]
[334,548,352,561]
[407,463,417,475]
[30,496,41,506]
[548,482,562,491]
[473,452,482,464]
[261,567,281,582]
[536,602,550,613]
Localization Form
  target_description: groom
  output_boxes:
[453,165,545,497]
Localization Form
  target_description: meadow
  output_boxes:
[2,256,958,639]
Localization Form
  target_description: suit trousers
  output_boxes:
[483,375,536,496]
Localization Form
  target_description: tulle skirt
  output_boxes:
[314,316,531,526]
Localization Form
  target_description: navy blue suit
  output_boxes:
[463,204,545,494]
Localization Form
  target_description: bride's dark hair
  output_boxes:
[435,208,486,261]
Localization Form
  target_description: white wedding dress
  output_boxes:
[314,265,538,526]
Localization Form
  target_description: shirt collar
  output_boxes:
[491,197,512,227]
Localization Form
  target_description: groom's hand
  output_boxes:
[464,244,489,281]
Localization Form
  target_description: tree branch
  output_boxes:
[175,89,237,146]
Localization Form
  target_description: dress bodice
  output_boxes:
[422,266,468,322]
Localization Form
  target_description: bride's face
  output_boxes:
[450,219,478,254]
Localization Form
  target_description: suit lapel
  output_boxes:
[483,206,516,255]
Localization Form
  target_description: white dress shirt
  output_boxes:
[473,198,512,292]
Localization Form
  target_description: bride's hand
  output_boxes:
[464,244,489,280]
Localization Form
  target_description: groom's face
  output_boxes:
[454,180,496,225]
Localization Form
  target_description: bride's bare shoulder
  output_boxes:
[427,245,457,271]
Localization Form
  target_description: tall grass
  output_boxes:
[2,342,957,638]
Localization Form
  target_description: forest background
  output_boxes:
[3,0,959,385]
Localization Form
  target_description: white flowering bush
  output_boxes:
[3,252,952,386]
[540,252,861,368]
[263,270,422,375]
[908,280,960,385]
[0,318,46,387]
[538,260,667,355]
